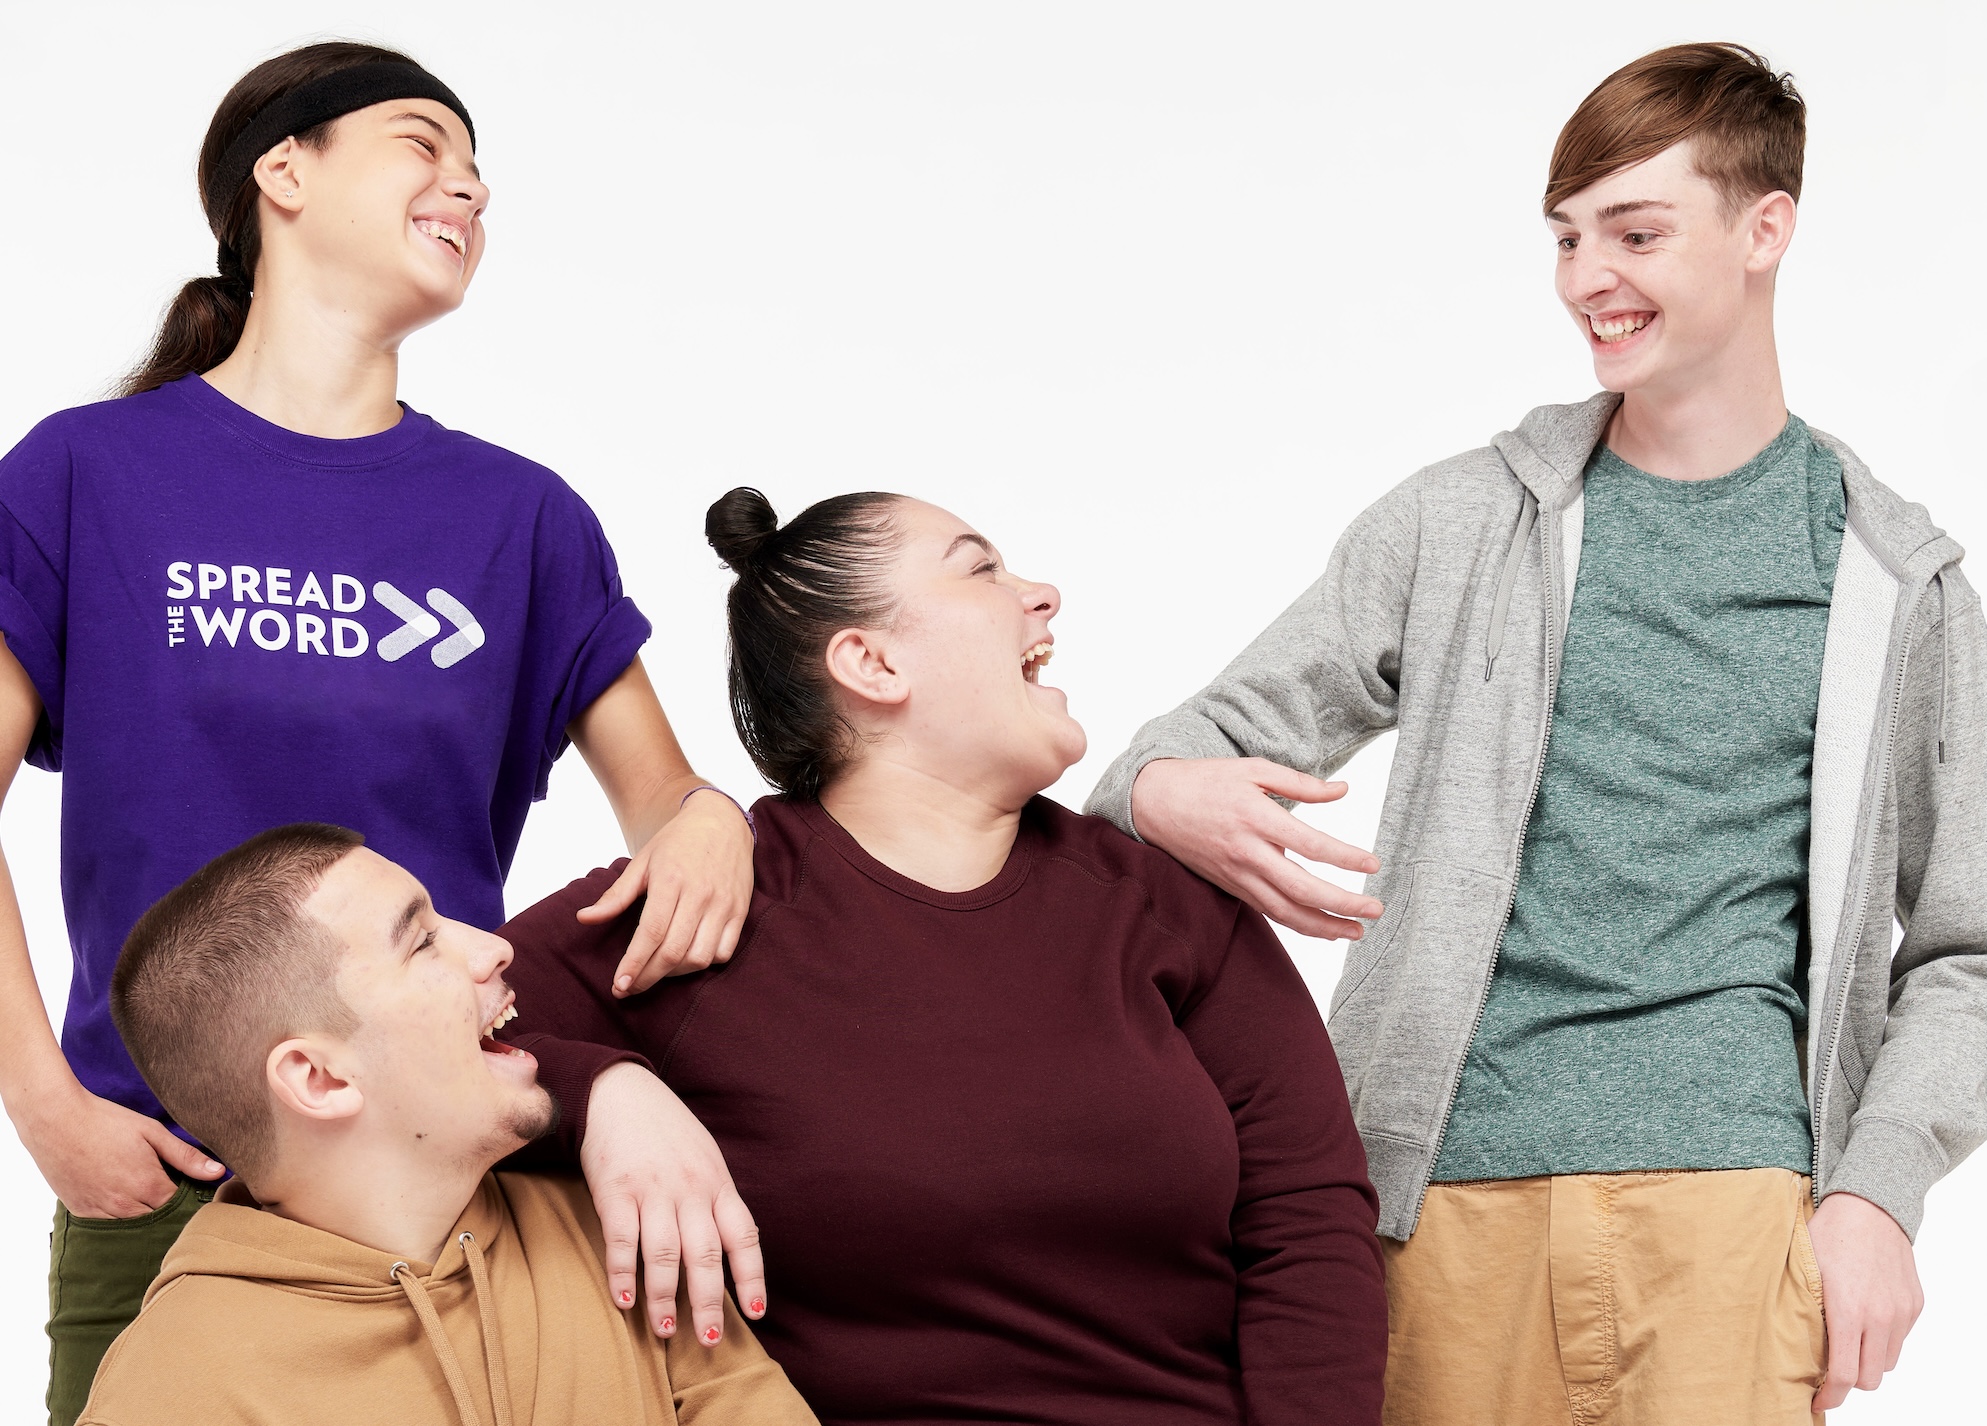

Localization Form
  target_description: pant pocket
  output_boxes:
[47,1181,209,1426]
[1789,1206,1829,1386]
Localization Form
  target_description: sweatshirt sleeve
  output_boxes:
[1832,567,1987,1237]
[1177,901,1387,1425]
[497,862,656,1165]
[662,1288,820,1425]
[1084,481,1419,837]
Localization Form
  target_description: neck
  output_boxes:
[820,757,1028,892]
[1604,310,1786,481]
[201,268,405,439]
[256,1135,488,1267]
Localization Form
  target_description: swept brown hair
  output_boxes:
[112,823,365,1183]
[1545,43,1805,218]
[120,41,419,397]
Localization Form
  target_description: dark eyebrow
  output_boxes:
[388,111,481,181]
[389,894,431,952]
[944,533,996,562]
[1546,199,1677,226]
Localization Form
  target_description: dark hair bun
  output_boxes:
[706,487,781,571]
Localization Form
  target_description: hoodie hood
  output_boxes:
[151,1177,518,1426]
[151,1175,509,1301]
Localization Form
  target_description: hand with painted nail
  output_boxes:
[1131,757,1383,941]
[580,1062,766,1347]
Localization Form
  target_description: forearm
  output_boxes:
[1235,1186,1388,1425]
[0,845,80,1124]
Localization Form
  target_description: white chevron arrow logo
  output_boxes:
[372,582,484,667]
[425,588,485,668]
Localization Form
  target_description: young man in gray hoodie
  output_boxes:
[1088,42,1985,1425]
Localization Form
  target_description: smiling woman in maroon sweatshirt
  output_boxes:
[498,487,1387,1426]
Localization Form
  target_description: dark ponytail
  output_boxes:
[707,487,905,800]
[120,41,420,397]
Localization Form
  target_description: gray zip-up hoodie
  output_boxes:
[1087,393,1987,1242]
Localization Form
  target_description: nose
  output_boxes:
[448,169,490,217]
[463,926,514,982]
[1561,239,1618,307]
[1019,577,1060,621]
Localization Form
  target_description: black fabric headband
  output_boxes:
[211,61,476,222]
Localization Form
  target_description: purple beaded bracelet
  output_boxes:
[680,784,756,841]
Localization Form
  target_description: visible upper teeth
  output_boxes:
[1021,641,1053,667]
[1590,314,1651,342]
[485,1002,518,1036]
[417,219,465,255]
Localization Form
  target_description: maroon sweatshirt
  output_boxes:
[501,796,1385,1426]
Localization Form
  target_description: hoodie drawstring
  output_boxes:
[1486,489,1539,682]
[391,1237,514,1426]
[458,1233,515,1426]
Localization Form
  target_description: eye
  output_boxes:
[1624,231,1654,247]
[407,135,438,156]
[1556,235,1577,252]
[415,929,437,953]
[974,559,999,577]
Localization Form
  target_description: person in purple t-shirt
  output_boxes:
[0,43,759,1424]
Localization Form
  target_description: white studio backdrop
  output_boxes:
[1,2,1981,1418]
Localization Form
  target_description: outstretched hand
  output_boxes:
[1809,1191,1922,1411]
[581,1063,765,1346]
[1130,757,1382,940]
[577,791,754,995]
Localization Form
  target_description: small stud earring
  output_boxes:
[283,189,295,198]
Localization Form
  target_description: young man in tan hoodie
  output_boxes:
[77,823,816,1426]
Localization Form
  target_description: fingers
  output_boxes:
[1257,848,1383,925]
[142,1122,226,1182]
[1270,807,1381,880]
[595,1177,649,1324]
[677,1208,730,1346]
[638,1196,686,1338]
[715,1188,767,1323]
[577,855,649,926]
[1816,1313,1859,1411]
[611,884,683,996]
[1247,760,1349,807]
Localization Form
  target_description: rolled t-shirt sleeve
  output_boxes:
[0,419,75,769]
[1179,902,1388,1425]
[524,483,653,797]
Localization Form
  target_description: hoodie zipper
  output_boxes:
[1414,496,1563,1219]
[1807,578,1928,1202]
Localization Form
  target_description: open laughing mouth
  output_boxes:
[415,217,468,263]
[1588,310,1655,347]
[1021,640,1054,684]
[479,992,524,1057]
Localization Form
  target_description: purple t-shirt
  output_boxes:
[0,374,651,1120]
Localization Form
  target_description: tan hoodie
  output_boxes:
[78,1171,817,1426]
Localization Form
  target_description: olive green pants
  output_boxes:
[45,1177,215,1426]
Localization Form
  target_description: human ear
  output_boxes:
[1744,190,1797,274]
[252,139,308,214]
[823,627,909,708]
[267,1039,364,1123]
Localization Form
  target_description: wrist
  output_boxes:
[679,784,756,842]
[5,1065,88,1137]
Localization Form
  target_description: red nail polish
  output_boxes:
[660,1316,674,1333]
[619,1290,633,1306]
[704,1326,721,1343]
[748,1298,765,1315]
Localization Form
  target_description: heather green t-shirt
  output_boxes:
[1432,415,1844,1183]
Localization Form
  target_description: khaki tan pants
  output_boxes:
[1383,1168,1827,1426]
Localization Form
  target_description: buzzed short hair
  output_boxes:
[1546,43,1805,218]
[112,824,365,1184]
